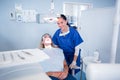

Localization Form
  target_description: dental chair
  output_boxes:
[72,49,85,80]
[86,63,120,80]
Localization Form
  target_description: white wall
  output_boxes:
[80,7,115,63]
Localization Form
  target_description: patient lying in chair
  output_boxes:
[39,33,77,80]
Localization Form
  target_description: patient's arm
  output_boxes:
[46,60,68,80]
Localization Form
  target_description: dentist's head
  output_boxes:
[56,14,70,33]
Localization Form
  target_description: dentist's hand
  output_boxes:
[69,61,76,69]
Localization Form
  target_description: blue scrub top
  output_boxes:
[52,27,83,74]
[52,27,83,55]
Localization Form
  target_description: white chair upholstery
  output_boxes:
[86,63,120,80]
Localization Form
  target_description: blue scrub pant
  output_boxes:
[64,51,81,74]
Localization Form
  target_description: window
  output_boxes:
[63,2,92,27]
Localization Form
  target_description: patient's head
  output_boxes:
[40,33,54,48]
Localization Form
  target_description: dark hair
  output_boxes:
[60,14,67,21]
[58,14,70,27]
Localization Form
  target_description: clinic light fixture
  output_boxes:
[42,0,57,23]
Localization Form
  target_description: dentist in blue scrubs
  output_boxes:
[52,14,84,74]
